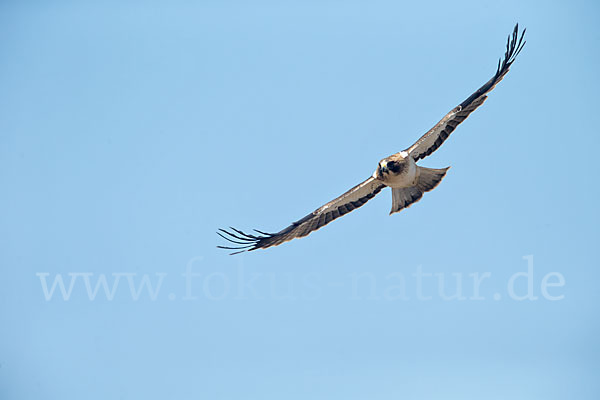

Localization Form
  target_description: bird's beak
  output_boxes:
[373,163,386,180]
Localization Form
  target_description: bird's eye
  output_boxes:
[387,161,402,174]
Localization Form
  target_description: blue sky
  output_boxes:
[1,1,599,399]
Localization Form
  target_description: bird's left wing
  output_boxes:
[405,24,526,162]
[218,177,385,254]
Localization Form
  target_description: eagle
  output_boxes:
[218,24,526,254]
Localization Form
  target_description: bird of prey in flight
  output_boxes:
[218,24,526,254]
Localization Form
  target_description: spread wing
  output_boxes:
[218,177,385,254]
[405,24,526,162]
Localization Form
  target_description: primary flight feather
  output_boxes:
[218,24,526,254]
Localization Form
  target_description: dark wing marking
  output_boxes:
[217,177,385,254]
[405,24,526,162]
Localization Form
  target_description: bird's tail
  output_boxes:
[390,166,449,214]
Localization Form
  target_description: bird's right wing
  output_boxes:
[405,24,526,162]
[218,177,385,254]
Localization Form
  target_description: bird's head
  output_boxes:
[374,156,405,180]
